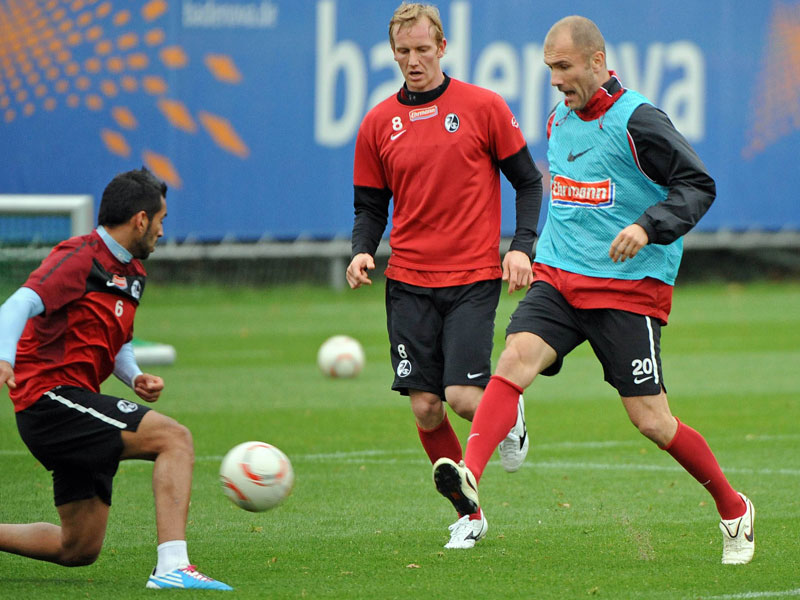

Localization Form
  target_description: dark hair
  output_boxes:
[97,167,167,227]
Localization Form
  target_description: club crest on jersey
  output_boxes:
[131,279,142,299]
[107,274,128,290]
[117,400,139,413]
[409,106,438,121]
[444,113,460,133]
[551,174,615,208]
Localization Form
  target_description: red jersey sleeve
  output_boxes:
[353,113,388,189]
[487,93,526,162]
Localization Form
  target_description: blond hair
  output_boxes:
[389,2,444,50]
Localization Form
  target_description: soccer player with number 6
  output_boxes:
[0,168,232,589]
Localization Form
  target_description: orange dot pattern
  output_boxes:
[199,111,250,159]
[205,54,242,84]
[743,2,800,159]
[0,0,249,189]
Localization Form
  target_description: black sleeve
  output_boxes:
[498,145,544,259]
[627,104,716,245]
[351,185,392,258]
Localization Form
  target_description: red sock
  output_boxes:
[417,413,462,465]
[464,375,523,482]
[663,419,746,519]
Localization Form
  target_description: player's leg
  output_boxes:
[621,390,744,514]
[591,310,753,564]
[589,310,747,518]
[618,390,676,445]
[410,390,463,464]
[462,281,578,483]
[460,332,556,482]
[120,410,193,543]
[3,387,132,566]
[620,391,754,564]
[385,280,462,464]
[440,279,529,471]
[440,279,500,424]
[431,330,554,549]
[120,409,232,589]
[435,386,485,548]
[0,496,109,566]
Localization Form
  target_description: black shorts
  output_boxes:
[506,281,665,397]
[15,386,151,507]
[385,278,501,398]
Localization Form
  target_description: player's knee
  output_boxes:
[167,421,194,460]
[59,540,102,567]
[148,415,194,461]
[496,343,528,380]
[445,387,479,420]
[410,392,444,425]
[498,342,524,368]
[630,414,670,446]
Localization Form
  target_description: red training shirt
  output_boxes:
[10,230,146,412]
[354,78,526,286]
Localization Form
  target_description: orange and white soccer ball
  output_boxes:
[220,441,294,512]
[317,335,365,378]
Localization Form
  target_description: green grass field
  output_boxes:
[1,281,798,599]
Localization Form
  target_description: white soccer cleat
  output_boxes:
[498,395,529,472]
[146,565,233,590]
[720,493,755,565]
[433,457,480,516]
[444,509,488,549]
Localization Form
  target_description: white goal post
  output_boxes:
[0,194,94,238]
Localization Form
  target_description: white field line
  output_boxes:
[693,589,800,599]
[3,432,798,459]
[278,456,800,477]
[2,434,800,478]
[3,432,799,458]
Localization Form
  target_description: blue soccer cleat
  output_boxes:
[146,565,233,590]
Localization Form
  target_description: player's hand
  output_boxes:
[502,250,534,294]
[346,253,375,289]
[0,360,16,390]
[133,373,164,403]
[609,224,649,263]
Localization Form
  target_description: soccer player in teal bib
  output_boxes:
[433,15,755,565]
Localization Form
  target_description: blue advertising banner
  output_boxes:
[1,0,798,241]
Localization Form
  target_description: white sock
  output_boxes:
[155,540,190,576]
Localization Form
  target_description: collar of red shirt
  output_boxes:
[573,71,625,121]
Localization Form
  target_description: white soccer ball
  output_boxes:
[317,335,365,378]
[219,441,294,512]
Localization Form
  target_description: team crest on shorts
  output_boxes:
[396,359,412,377]
[117,400,139,413]
[444,113,459,133]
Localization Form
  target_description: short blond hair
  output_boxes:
[389,2,444,50]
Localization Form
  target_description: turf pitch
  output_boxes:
[0,280,798,598]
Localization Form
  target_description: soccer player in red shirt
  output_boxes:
[0,168,232,590]
[346,3,543,549]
